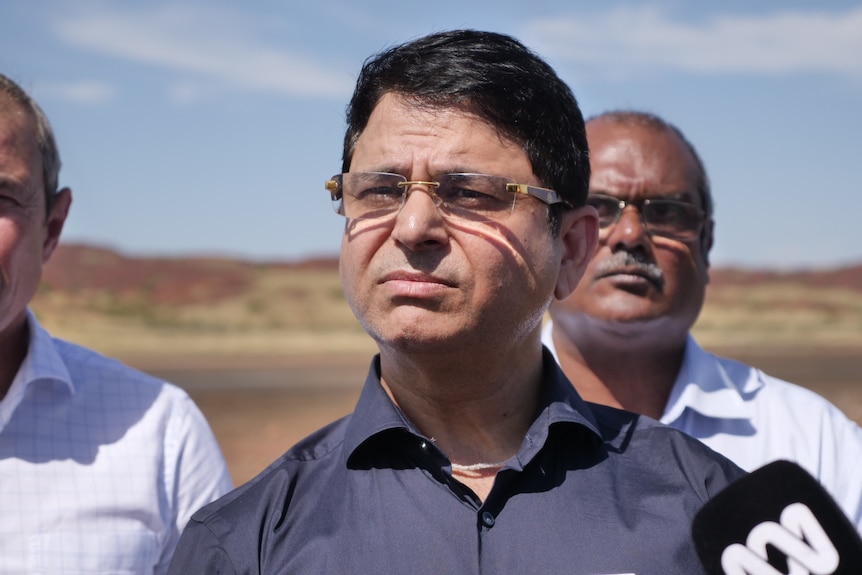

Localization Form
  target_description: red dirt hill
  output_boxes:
[41,244,339,306]
[41,243,862,308]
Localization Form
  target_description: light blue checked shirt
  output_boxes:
[543,321,862,533]
[0,311,233,574]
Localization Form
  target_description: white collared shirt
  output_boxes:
[0,311,233,574]
[543,321,862,531]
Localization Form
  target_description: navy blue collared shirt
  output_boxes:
[169,350,745,574]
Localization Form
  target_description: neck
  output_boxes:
[551,320,686,420]
[0,312,30,400]
[378,339,545,469]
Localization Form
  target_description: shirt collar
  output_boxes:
[342,355,414,462]
[343,349,602,469]
[661,334,762,425]
[0,310,74,430]
[543,320,762,425]
[518,348,604,467]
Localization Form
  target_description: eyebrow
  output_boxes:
[358,167,485,178]
[372,167,403,176]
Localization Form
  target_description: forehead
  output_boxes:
[0,96,39,157]
[0,97,42,189]
[586,120,700,198]
[349,93,532,178]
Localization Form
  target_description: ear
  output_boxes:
[554,205,598,300]
[42,187,72,264]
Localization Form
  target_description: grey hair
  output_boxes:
[0,73,62,212]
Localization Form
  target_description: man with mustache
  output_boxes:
[169,31,746,573]
[544,109,862,530]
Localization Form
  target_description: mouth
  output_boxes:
[381,270,454,285]
[380,270,456,297]
[597,265,664,289]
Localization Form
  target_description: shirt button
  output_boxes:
[481,511,495,527]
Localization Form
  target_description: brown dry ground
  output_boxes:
[31,246,862,486]
[134,346,862,488]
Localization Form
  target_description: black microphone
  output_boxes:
[692,460,862,574]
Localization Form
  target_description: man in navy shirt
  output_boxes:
[169,30,745,574]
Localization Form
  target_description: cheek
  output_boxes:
[338,244,364,299]
[0,223,44,298]
[660,249,706,304]
[0,221,26,274]
[338,228,388,307]
[581,250,606,282]
[562,272,602,316]
[569,250,613,301]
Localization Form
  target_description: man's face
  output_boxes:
[551,119,711,339]
[0,100,67,342]
[339,93,575,354]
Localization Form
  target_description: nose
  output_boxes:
[391,184,449,251]
[603,204,650,252]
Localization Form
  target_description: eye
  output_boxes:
[445,185,492,200]
[438,175,508,207]
[587,196,621,224]
[343,173,405,202]
[0,187,26,210]
[647,201,689,224]
[357,185,402,199]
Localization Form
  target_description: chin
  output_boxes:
[363,314,445,346]
[376,333,465,356]
[594,311,692,345]
[597,300,664,322]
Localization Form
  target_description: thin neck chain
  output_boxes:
[450,460,509,472]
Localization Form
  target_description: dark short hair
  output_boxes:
[341,30,590,235]
[586,110,713,219]
[0,73,62,213]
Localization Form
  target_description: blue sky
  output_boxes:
[2,1,860,269]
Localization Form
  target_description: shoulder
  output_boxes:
[710,350,859,428]
[173,416,352,567]
[51,336,189,399]
[684,339,857,431]
[189,415,352,529]
[47,337,215,443]
[592,401,715,455]
[589,402,747,498]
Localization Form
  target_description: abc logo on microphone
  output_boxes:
[692,460,862,574]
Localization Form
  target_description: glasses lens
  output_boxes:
[436,174,517,221]
[586,195,622,228]
[330,172,543,222]
[340,172,406,219]
[643,200,704,240]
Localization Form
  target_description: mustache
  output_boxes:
[594,251,664,285]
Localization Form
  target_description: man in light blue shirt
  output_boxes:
[0,72,233,573]
[544,109,862,531]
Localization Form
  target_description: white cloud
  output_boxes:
[166,81,207,105]
[52,4,353,98]
[37,80,117,104]
[524,6,862,78]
